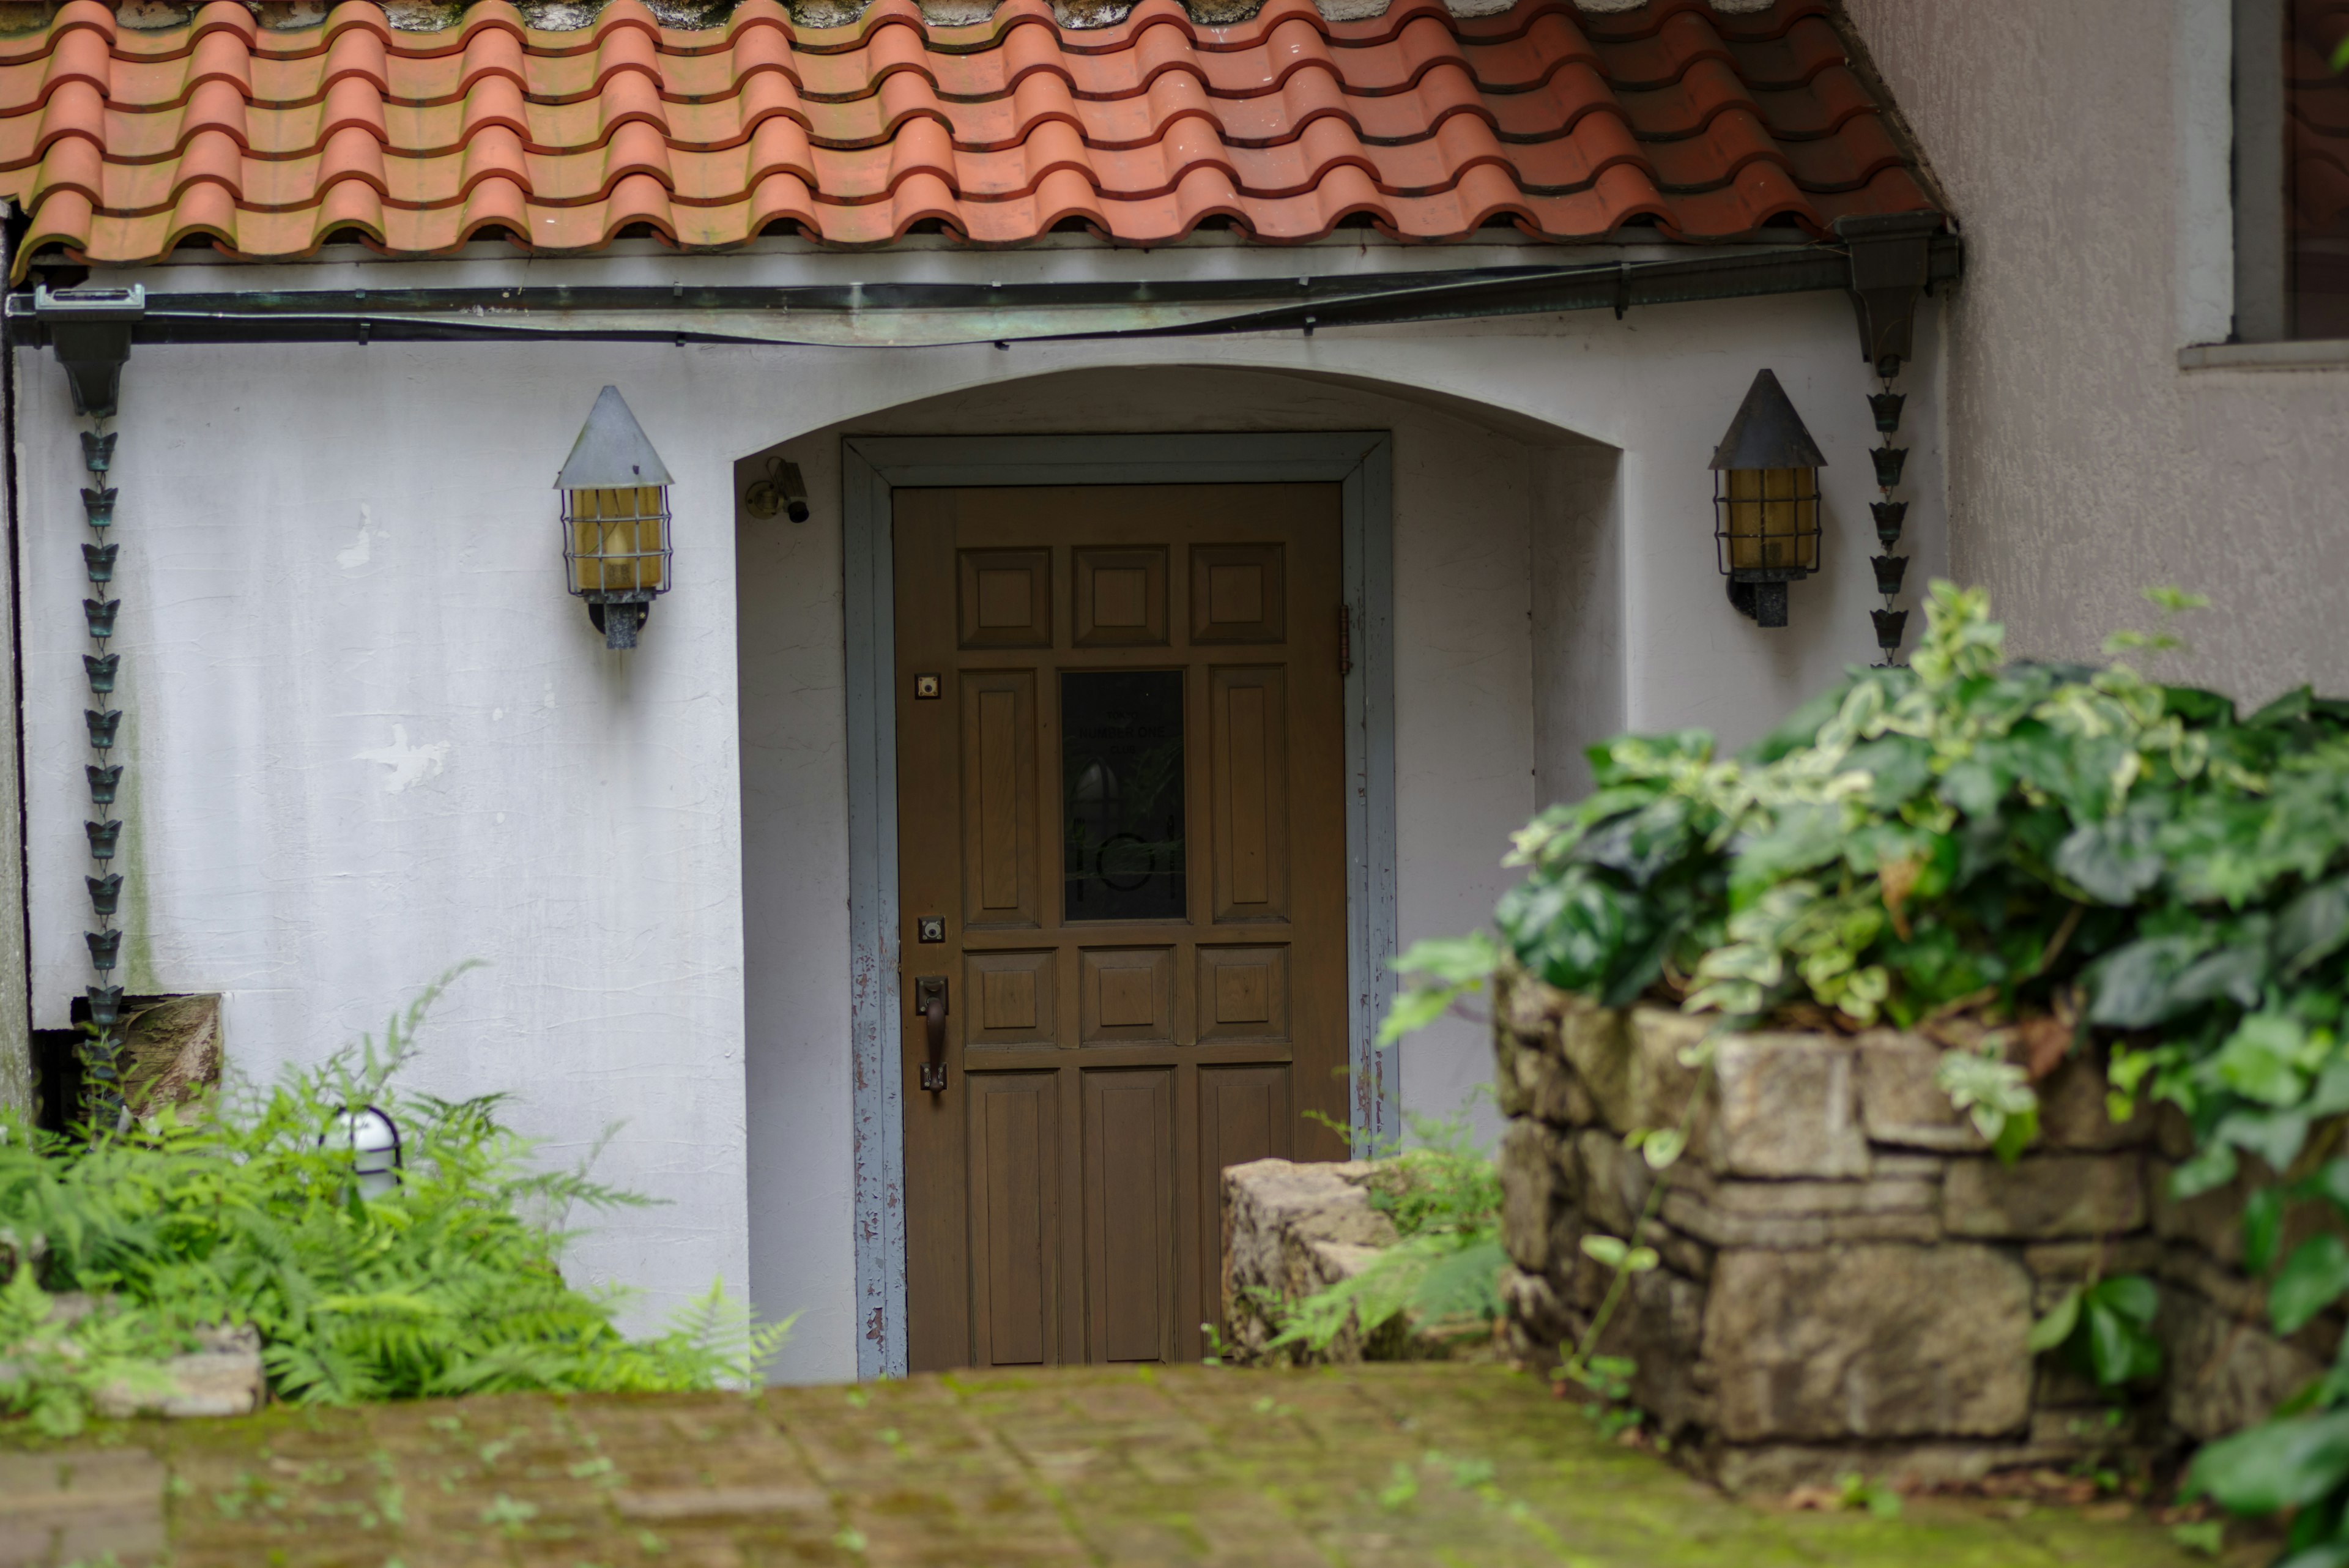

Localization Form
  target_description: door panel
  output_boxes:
[1209,667,1289,922]
[1084,1068,1176,1363]
[968,1072,1059,1367]
[961,671,1039,930]
[897,483,1348,1372]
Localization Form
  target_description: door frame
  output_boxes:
[841,431,1398,1380]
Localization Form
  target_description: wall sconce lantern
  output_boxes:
[1711,369,1827,630]
[555,385,672,650]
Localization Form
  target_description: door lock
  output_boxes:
[914,976,949,1093]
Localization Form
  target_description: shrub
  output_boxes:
[1398,582,2349,1542]
[0,979,785,1435]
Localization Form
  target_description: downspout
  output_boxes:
[1834,214,1946,664]
[31,282,139,1124]
[0,202,24,1117]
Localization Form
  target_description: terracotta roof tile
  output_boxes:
[0,0,1935,275]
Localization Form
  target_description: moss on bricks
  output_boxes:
[10,1364,2202,1566]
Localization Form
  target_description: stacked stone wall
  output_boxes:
[1492,966,2333,1491]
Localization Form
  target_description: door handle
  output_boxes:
[915,976,948,1093]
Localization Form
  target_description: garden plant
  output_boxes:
[1378,582,2349,1558]
[0,975,785,1435]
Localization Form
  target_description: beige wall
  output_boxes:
[1847,0,2349,704]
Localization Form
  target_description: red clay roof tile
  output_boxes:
[0,0,1934,277]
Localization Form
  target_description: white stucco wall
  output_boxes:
[1846,0,2349,702]
[14,248,1940,1379]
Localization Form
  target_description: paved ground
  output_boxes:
[5,1363,2213,1567]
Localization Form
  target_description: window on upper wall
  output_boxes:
[2237,0,2349,340]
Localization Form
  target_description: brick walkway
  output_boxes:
[6,1364,2203,1567]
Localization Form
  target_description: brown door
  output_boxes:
[894,483,1350,1371]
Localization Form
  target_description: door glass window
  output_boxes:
[1061,670,1185,921]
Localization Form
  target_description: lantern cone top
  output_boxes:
[555,385,673,489]
[1709,369,1827,472]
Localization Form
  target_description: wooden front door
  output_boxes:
[894,483,1349,1371]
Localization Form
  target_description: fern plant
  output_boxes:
[1265,1111,1505,1358]
[0,973,789,1435]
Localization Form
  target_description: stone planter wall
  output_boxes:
[1492,965,2334,1492]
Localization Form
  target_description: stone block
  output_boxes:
[1598,1265,1713,1434]
[1701,1244,2033,1442]
[1648,1217,1715,1282]
[1499,1121,1571,1274]
[1500,1266,1577,1350]
[1491,1018,1531,1119]
[2036,1052,2151,1151]
[94,1325,265,1419]
[1660,1194,1941,1250]
[2150,1161,2247,1265]
[2022,1236,2162,1284]
[1856,1031,1983,1153]
[1666,1167,1937,1218]
[118,992,223,1118]
[2160,1286,2326,1441]
[1704,1440,2041,1495]
[1943,1154,2146,1239]
[1704,1031,1869,1178]
[1574,1128,1652,1239]
[1513,1048,1597,1128]
[1222,1159,1400,1364]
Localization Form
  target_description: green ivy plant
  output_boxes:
[0,974,789,1433]
[2029,1274,2164,1389]
[1463,581,2349,1547]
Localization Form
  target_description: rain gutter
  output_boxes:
[1,234,1961,351]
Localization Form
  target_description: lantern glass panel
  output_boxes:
[1718,467,1819,573]
[565,485,669,594]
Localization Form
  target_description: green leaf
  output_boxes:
[1579,1235,1628,1269]
[2172,1142,2241,1200]
[2246,1187,2288,1275]
[2276,878,2349,978]
[2088,1274,2162,1326]
[1639,1129,1686,1171]
[2251,686,2317,728]
[1990,1106,2039,1166]
[1842,736,1934,810]
[1389,934,1499,986]
[2214,1011,2317,1107]
[2303,1159,2349,1218]
[1623,1247,1660,1273]
[2309,1062,2349,1122]
[2218,1108,2312,1175]
[2054,814,2165,905]
[2275,1545,2349,1568]
[2186,1407,2349,1514]
[2272,1235,2349,1336]
[2084,1294,2164,1386]
[2088,935,2211,1030]
[1937,758,2008,820]
[1377,985,1461,1047]
[2027,1288,2081,1353]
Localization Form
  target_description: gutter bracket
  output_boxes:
[1832,214,1942,378]
[33,284,146,417]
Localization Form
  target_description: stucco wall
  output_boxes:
[1845,0,2349,702]
[12,260,1938,1379]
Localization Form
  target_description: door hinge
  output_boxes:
[1339,604,1353,677]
